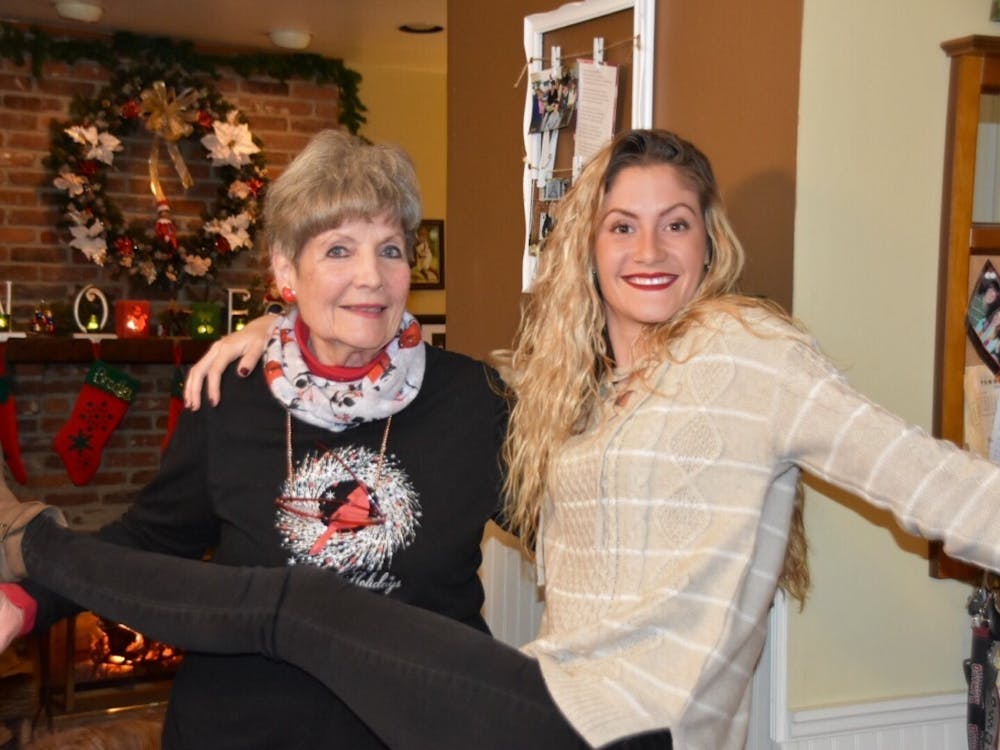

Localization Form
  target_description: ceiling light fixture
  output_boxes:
[268,29,312,51]
[398,23,444,34]
[54,0,103,23]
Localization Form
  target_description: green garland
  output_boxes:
[0,24,366,134]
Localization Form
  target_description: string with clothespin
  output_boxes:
[513,34,639,89]
[520,34,635,182]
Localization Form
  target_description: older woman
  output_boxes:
[0,130,506,750]
[5,129,1000,749]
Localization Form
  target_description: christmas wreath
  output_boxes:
[48,65,268,292]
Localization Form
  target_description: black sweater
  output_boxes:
[30,345,508,749]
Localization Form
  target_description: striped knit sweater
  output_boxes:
[521,309,1000,749]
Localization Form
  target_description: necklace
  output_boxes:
[277,413,393,550]
[284,411,392,484]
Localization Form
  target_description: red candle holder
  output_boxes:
[115,300,151,339]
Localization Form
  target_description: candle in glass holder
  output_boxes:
[115,300,151,338]
[189,302,222,340]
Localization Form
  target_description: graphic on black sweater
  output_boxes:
[276,445,420,593]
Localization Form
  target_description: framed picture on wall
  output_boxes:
[411,219,445,290]
[416,314,446,349]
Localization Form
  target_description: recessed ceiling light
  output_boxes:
[54,0,103,23]
[398,23,444,34]
[269,29,312,50]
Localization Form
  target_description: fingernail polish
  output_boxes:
[238,367,249,377]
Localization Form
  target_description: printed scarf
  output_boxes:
[263,309,425,431]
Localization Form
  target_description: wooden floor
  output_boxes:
[5,701,166,749]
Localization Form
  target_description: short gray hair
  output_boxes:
[263,129,422,263]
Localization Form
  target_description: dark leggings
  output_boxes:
[21,517,672,750]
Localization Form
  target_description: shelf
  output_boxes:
[0,336,213,365]
[970,223,1000,253]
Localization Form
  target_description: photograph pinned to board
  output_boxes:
[528,66,579,134]
[411,219,444,290]
[967,259,1000,374]
[528,173,569,255]
[528,199,556,254]
[573,59,620,169]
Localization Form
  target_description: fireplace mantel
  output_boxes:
[0,336,212,365]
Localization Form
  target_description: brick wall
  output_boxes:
[0,31,346,528]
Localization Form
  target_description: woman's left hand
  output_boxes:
[184,314,276,410]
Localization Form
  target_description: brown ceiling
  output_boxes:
[0,0,446,72]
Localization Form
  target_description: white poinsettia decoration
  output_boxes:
[68,220,108,265]
[53,168,86,197]
[204,213,252,251]
[64,125,122,165]
[182,254,212,277]
[137,261,157,285]
[228,180,251,200]
[201,112,260,168]
[66,207,90,225]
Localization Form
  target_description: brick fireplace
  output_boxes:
[0,22,351,726]
[0,23,345,525]
[42,611,181,716]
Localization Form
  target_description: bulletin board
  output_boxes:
[521,0,655,289]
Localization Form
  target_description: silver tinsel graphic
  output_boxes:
[276,445,421,593]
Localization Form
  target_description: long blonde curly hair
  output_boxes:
[492,129,809,605]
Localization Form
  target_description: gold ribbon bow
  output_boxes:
[140,81,200,201]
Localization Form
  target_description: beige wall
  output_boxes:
[352,64,447,317]
[790,0,998,708]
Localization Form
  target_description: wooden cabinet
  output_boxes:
[932,36,1000,580]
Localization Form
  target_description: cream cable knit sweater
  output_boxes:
[522,309,1000,749]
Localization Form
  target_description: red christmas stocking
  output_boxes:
[53,361,138,486]
[161,365,184,453]
[0,346,26,484]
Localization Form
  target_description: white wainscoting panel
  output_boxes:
[776,693,966,750]
[480,522,544,647]
[760,595,967,750]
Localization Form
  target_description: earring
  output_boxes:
[280,286,297,303]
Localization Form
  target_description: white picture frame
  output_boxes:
[521,0,656,290]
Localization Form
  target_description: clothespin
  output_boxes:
[551,45,561,73]
[593,37,605,65]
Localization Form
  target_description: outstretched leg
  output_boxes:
[20,517,593,750]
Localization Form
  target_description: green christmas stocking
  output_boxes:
[53,361,138,486]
